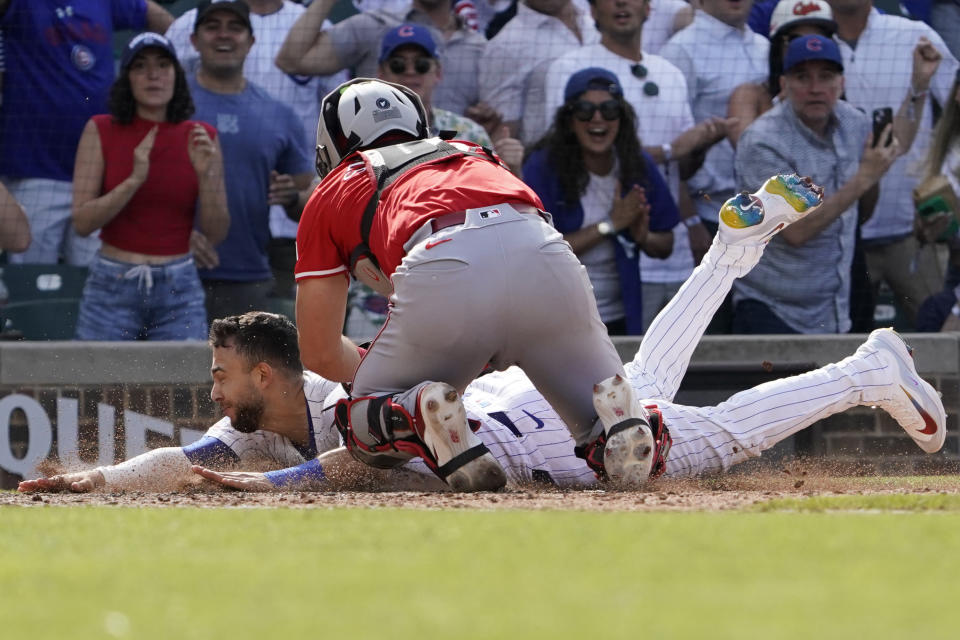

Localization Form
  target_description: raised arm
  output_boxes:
[72,120,156,237]
[145,0,174,33]
[785,138,896,246]
[892,37,942,156]
[189,125,230,246]
[275,0,343,76]
[736,129,898,247]
[726,83,769,149]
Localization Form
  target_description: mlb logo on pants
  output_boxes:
[479,208,501,219]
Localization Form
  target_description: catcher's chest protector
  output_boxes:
[348,138,500,295]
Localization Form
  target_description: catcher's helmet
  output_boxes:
[315,78,429,178]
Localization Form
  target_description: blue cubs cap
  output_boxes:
[564,67,623,102]
[379,24,438,62]
[783,34,843,73]
[120,32,178,71]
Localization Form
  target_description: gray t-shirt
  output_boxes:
[733,99,870,333]
[327,9,485,115]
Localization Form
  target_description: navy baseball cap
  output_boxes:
[379,24,438,62]
[783,34,843,73]
[564,67,623,102]
[120,32,178,70]
[194,0,253,33]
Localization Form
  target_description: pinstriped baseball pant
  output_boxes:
[629,239,896,477]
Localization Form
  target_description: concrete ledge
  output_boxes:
[0,341,211,385]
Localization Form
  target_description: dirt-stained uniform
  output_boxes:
[295,138,624,445]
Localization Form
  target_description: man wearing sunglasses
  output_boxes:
[377,24,493,150]
[275,0,491,125]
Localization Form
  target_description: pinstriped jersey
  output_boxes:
[184,367,600,488]
[182,371,342,469]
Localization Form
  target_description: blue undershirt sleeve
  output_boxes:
[182,436,241,467]
[263,458,327,489]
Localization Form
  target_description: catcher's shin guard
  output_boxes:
[334,394,425,469]
[334,384,507,491]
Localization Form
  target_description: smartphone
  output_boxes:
[871,107,893,148]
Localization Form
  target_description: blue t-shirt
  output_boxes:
[189,77,314,282]
[0,0,146,181]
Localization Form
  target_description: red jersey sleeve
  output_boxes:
[295,159,377,282]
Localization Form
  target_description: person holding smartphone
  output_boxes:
[731,35,899,334]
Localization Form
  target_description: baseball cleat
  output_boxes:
[418,382,506,491]
[718,173,824,246]
[594,374,655,487]
[860,328,946,454]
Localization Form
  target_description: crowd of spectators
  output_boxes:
[1,0,959,341]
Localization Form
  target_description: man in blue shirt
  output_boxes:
[733,35,898,333]
[0,0,172,265]
[185,0,314,323]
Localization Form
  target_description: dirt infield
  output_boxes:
[5,464,960,511]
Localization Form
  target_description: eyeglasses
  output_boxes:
[571,99,622,122]
[630,63,660,97]
[386,56,434,75]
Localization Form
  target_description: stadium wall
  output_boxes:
[0,334,957,488]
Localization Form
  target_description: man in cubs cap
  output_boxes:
[783,34,843,74]
[378,23,439,63]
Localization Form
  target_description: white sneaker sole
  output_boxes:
[594,374,655,487]
[419,382,506,491]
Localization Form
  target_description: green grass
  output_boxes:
[758,492,960,512]
[2,505,959,639]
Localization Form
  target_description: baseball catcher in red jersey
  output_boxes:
[294,78,657,491]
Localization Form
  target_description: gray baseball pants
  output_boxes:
[351,203,625,445]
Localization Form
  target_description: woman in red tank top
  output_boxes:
[71,33,229,340]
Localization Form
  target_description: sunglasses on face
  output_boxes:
[571,99,622,122]
[386,56,434,75]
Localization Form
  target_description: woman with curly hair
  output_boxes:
[523,67,678,335]
[72,32,228,340]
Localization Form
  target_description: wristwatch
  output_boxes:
[597,220,616,236]
[682,216,702,229]
[661,143,673,163]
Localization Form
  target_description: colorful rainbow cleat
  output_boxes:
[718,173,824,245]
